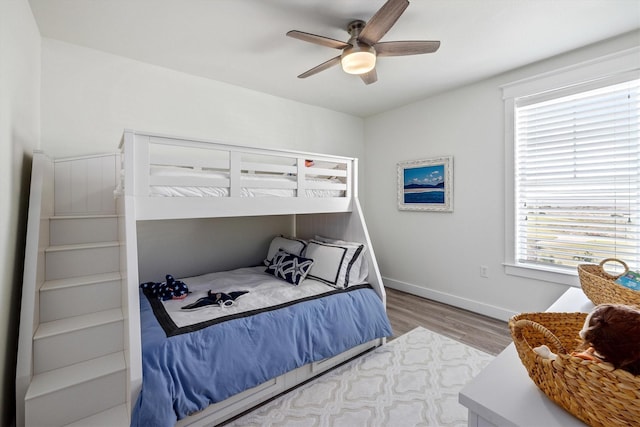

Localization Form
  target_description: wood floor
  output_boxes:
[385,287,513,356]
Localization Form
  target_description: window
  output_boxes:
[503,48,640,284]
[515,79,639,273]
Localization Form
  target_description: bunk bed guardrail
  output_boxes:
[118,130,356,220]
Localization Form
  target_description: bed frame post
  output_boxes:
[229,151,241,197]
[119,192,142,419]
[352,198,385,306]
[134,135,150,197]
[296,158,307,197]
[121,130,150,198]
[349,158,356,201]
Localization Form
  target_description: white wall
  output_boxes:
[136,216,293,283]
[0,0,41,424]
[363,31,640,321]
[40,38,365,161]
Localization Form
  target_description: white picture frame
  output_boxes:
[397,156,453,212]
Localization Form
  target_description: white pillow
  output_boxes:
[313,235,342,244]
[264,236,307,266]
[304,240,365,288]
[314,236,369,285]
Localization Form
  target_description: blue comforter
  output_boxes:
[131,285,392,427]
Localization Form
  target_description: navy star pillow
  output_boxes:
[265,250,314,286]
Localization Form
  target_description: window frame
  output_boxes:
[503,47,640,286]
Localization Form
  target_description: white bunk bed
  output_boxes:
[119,130,389,426]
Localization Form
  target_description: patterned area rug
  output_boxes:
[227,326,494,427]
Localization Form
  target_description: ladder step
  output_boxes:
[50,215,118,246]
[40,273,122,322]
[46,241,120,253]
[33,309,124,374]
[26,351,125,400]
[52,214,118,220]
[25,352,126,426]
[41,272,121,291]
[64,404,128,427]
[45,242,120,281]
[35,308,123,340]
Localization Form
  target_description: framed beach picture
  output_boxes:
[397,156,453,212]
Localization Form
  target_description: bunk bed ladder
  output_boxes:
[17,153,128,427]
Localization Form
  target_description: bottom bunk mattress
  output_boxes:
[131,266,392,427]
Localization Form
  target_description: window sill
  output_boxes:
[504,263,580,288]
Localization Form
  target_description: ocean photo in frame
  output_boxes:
[397,156,453,212]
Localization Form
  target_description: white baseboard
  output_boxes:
[383,276,517,322]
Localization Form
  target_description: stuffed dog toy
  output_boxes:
[576,303,640,375]
[140,274,189,301]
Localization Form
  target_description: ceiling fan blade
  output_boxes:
[360,69,378,85]
[359,0,409,45]
[298,55,342,79]
[287,30,350,50]
[375,40,441,57]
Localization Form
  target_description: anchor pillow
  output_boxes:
[265,250,314,286]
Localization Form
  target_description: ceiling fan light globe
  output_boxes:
[341,44,376,75]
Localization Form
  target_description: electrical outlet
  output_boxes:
[480,265,489,278]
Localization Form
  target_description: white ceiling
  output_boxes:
[29,0,640,117]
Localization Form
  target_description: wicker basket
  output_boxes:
[578,258,640,308]
[509,312,640,427]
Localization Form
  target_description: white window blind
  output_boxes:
[514,78,640,273]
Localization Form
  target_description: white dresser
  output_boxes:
[459,288,595,427]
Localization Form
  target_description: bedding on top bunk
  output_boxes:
[149,165,345,198]
[150,184,343,198]
[131,238,391,427]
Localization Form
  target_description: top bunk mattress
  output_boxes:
[149,166,345,198]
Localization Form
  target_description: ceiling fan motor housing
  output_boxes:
[341,20,377,75]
